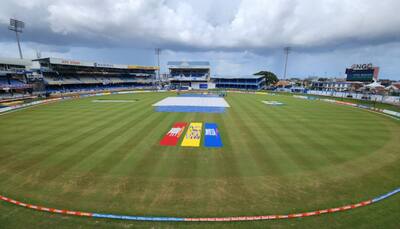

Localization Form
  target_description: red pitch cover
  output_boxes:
[160,122,187,146]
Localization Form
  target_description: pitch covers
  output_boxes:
[204,123,222,148]
[160,122,187,146]
[181,122,203,147]
[160,122,222,148]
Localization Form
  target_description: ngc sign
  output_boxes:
[351,63,373,70]
[346,63,379,82]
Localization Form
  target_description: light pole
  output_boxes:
[283,47,291,80]
[155,48,162,86]
[8,18,25,59]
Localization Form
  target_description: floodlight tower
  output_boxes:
[8,18,25,59]
[283,47,291,80]
[155,48,162,83]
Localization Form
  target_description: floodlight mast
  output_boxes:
[8,18,25,59]
[155,48,162,84]
[283,47,291,80]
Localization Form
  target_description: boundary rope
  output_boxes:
[1,187,399,222]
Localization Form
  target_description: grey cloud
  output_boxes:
[1,0,399,52]
[1,0,400,79]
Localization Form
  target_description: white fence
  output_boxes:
[307,90,400,105]
[293,93,400,119]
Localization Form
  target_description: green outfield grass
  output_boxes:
[0,92,399,228]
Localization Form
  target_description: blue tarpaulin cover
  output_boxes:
[204,123,223,147]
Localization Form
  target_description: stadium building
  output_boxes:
[0,57,34,100]
[167,61,212,89]
[346,63,379,82]
[211,75,266,90]
[33,57,158,93]
[311,81,357,92]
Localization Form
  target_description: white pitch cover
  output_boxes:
[153,97,230,107]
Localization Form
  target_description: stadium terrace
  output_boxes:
[0,57,159,99]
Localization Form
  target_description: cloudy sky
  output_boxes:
[1,0,400,79]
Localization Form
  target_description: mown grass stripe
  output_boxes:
[0,97,153,186]
[0,104,131,170]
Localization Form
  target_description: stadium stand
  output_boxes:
[168,61,211,89]
[0,57,161,100]
[0,57,33,100]
[211,75,266,90]
[33,58,158,94]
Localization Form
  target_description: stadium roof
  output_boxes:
[167,61,210,69]
[33,57,158,70]
[0,57,32,67]
[365,81,385,88]
[211,75,264,79]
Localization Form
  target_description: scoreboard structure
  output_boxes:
[346,63,379,82]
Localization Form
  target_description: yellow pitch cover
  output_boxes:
[181,122,202,147]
